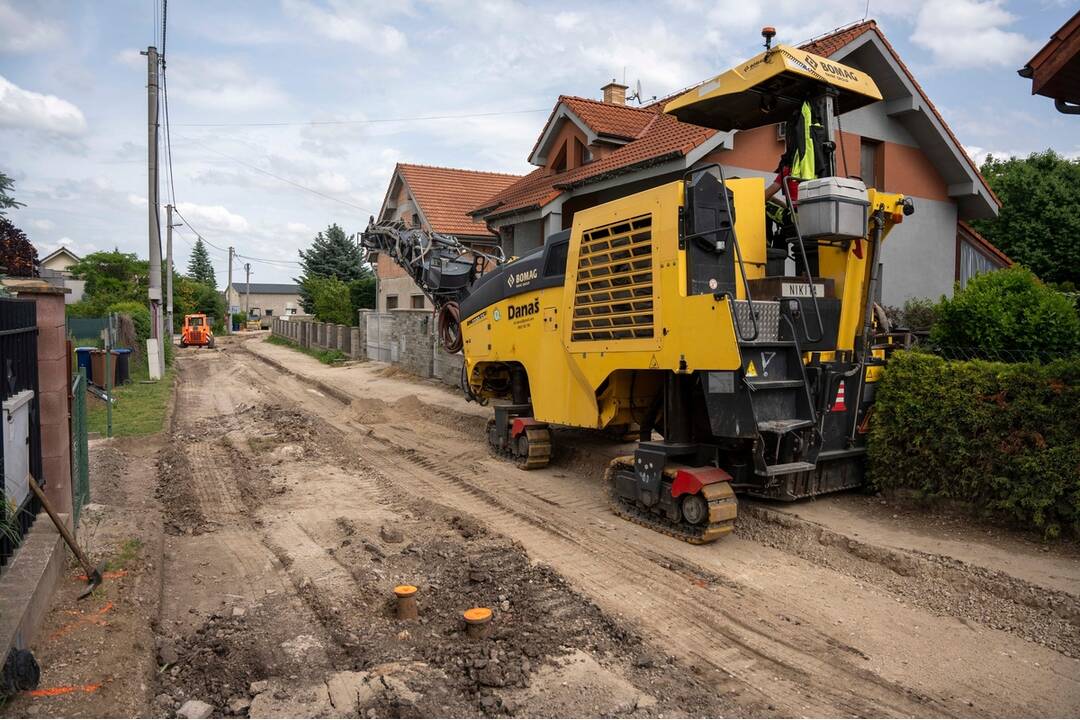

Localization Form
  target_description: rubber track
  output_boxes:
[486,419,552,470]
[605,457,737,544]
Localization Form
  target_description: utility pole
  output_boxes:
[244,263,252,319]
[143,45,164,379]
[225,246,234,335]
[165,203,174,343]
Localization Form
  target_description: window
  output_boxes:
[411,213,421,227]
[386,295,399,310]
[860,139,882,188]
[410,295,425,309]
[958,239,998,288]
[265,309,273,316]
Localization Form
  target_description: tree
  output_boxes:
[970,150,1080,286]
[67,250,148,316]
[295,224,369,313]
[303,276,354,325]
[174,275,226,331]
[349,276,376,313]
[0,217,37,277]
[186,237,217,289]
[0,171,25,217]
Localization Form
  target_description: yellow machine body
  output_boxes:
[462,179,907,431]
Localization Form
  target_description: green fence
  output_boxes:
[68,317,108,342]
[71,369,90,525]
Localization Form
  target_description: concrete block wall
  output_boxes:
[270,312,465,389]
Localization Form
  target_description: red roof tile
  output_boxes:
[477,18,999,222]
[396,164,522,237]
[475,102,715,219]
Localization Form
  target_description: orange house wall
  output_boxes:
[716,126,950,202]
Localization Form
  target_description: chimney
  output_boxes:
[601,80,628,105]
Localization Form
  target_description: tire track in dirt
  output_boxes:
[230,345,955,718]
[233,339,1080,718]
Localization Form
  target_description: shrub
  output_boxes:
[304,276,354,325]
[900,297,937,332]
[931,267,1080,360]
[869,351,1080,537]
[106,301,151,343]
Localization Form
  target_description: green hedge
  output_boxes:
[869,351,1080,537]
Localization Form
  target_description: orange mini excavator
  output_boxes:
[180,313,215,348]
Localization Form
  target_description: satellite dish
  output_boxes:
[628,79,645,105]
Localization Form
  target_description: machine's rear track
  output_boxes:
[605,457,737,544]
[486,419,552,469]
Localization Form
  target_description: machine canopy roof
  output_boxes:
[664,44,882,131]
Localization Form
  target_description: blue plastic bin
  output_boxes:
[75,347,95,383]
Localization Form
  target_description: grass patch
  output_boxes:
[265,334,347,365]
[105,538,142,571]
[88,358,175,437]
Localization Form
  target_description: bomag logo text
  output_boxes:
[810,55,859,82]
[507,298,540,320]
[507,268,538,288]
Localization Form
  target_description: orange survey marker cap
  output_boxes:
[394,584,417,598]
[463,607,492,624]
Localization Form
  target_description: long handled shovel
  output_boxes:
[27,476,104,599]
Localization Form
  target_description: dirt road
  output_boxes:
[10,334,1080,717]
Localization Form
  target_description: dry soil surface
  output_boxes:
[7,334,1080,718]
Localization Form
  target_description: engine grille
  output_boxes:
[571,214,654,342]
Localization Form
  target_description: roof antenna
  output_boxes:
[762,26,776,51]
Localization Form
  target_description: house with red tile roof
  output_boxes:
[470,20,1009,306]
[372,163,522,312]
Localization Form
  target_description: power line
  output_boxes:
[171,107,548,128]
[172,134,375,214]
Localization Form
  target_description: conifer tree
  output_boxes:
[186,237,217,289]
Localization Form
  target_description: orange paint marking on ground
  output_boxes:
[48,601,116,641]
[25,683,101,698]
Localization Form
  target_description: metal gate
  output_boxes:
[0,298,43,568]
[70,370,90,525]
[365,312,396,362]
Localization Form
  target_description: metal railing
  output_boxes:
[71,370,90,526]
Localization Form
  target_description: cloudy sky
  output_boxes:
[0,0,1075,285]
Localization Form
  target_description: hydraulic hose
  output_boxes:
[437,301,463,353]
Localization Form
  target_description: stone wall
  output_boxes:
[271,311,465,391]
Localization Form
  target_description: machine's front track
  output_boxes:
[605,457,738,544]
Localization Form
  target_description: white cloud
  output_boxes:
[127,194,147,207]
[113,48,144,68]
[169,58,288,112]
[0,74,86,135]
[0,1,63,53]
[176,202,250,233]
[553,11,583,30]
[31,219,55,231]
[911,0,1038,68]
[282,0,406,53]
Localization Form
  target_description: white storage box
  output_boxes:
[3,389,34,509]
[797,177,870,240]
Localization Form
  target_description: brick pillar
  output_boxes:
[14,285,72,518]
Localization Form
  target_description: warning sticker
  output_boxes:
[648,355,659,369]
[746,360,758,377]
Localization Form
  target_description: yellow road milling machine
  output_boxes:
[362,30,915,544]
